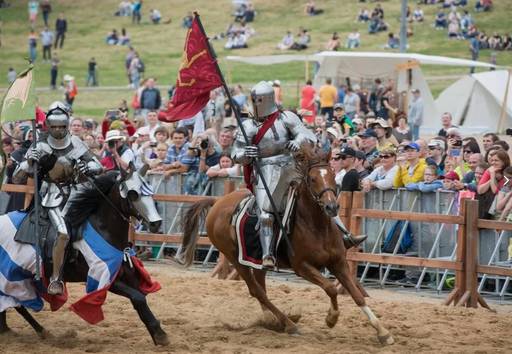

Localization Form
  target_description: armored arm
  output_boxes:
[231,120,257,165]
[282,111,317,149]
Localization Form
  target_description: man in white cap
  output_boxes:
[102,129,135,171]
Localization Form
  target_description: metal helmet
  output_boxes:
[250,81,277,121]
[46,101,71,149]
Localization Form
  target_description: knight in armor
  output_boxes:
[232,81,366,269]
[13,101,103,295]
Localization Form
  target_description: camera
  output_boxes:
[200,138,209,150]
[106,109,120,121]
[149,142,157,148]
[108,140,116,149]
[506,128,512,136]
[452,139,462,147]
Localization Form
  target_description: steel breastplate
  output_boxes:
[47,134,71,150]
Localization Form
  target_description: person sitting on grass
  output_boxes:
[149,9,161,24]
[406,165,443,193]
[277,31,294,50]
[326,32,341,51]
[385,32,399,49]
[106,29,119,45]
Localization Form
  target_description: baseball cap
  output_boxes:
[357,128,377,139]
[339,146,356,157]
[404,142,420,151]
[334,103,344,110]
[370,118,390,129]
[355,150,366,160]
[326,127,339,140]
[352,117,364,125]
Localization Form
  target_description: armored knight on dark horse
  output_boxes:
[231,81,367,269]
[13,101,103,295]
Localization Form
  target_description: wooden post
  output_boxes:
[23,178,34,209]
[463,199,479,308]
[128,222,135,244]
[445,198,466,306]
[349,191,369,297]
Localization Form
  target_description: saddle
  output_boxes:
[232,187,297,269]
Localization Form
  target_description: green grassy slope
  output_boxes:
[1,0,511,117]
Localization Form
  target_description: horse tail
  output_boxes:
[180,198,216,267]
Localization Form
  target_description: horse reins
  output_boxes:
[305,162,337,205]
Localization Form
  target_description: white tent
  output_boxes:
[435,70,512,133]
[227,51,496,134]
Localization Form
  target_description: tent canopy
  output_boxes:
[436,70,512,133]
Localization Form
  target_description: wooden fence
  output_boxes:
[2,183,512,308]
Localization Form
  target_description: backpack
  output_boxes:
[137,59,145,73]
[381,220,413,254]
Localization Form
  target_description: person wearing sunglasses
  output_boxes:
[338,146,360,192]
[426,138,446,176]
[362,148,398,192]
[393,142,427,188]
[453,140,481,179]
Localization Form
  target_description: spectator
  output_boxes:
[319,78,338,123]
[426,138,447,175]
[218,129,234,155]
[7,67,16,84]
[300,80,316,124]
[54,13,67,49]
[70,117,84,137]
[352,117,366,135]
[338,146,360,192]
[147,142,169,171]
[153,126,170,144]
[40,0,52,26]
[442,170,461,191]
[493,140,510,152]
[408,89,423,140]
[362,148,398,192]
[28,0,38,25]
[326,32,341,51]
[412,7,424,22]
[332,103,354,137]
[119,28,130,45]
[206,153,239,178]
[369,118,398,150]
[329,148,345,188]
[277,31,294,50]
[478,150,510,195]
[392,117,412,143]
[304,0,323,16]
[290,28,310,50]
[128,52,142,89]
[146,110,161,142]
[385,32,399,49]
[232,84,248,111]
[50,52,59,89]
[100,129,135,171]
[162,127,193,177]
[132,0,142,24]
[182,12,193,28]
[448,19,461,39]
[453,140,481,179]
[243,3,255,22]
[40,26,54,61]
[469,36,480,73]
[63,74,77,107]
[393,142,427,187]
[343,86,360,119]
[106,29,119,45]
[28,30,37,62]
[346,30,361,49]
[354,151,369,179]
[357,128,379,169]
[225,31,248,49]
[86,57,98,86]
[272,80,283,107]
[150,9,161,24]
[406,165,443,192]
[116,1,132,17]
[438,112,456,137]
[455,153,484,192]
[357,7,370,22]
[140,78,162,115]
[475,0,493,12]
[496,167,512,221]
[482,133,499,154]
[434,11,448,29]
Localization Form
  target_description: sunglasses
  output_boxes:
[463,150,472,154]
[379,155,393,159]
[334,155,349,160]
[428,146,439,150]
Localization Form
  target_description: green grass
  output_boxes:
[1,0,511,118]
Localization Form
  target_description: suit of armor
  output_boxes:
[14,102,102,295]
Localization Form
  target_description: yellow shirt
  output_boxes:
[393,158,427,188]
[319,84,338,108]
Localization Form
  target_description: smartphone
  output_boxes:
[106,109,120,120]
[450,148,461,157]
[452,139,463,147]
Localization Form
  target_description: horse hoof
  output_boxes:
[153,332,170,346]
[38,329,52,339]
[285,323,299,335]
[325,310,339,328]
[378,333,394,346]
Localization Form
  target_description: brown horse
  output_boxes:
[180,145,394,345]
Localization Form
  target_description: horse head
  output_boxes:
[294,144,339,217]
[119,163,162,233]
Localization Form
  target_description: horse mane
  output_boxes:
[294,143,330,179]
[65,171,120,227]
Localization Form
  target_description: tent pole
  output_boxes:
[497,69,511,134]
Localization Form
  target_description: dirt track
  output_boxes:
[2,263,512,353]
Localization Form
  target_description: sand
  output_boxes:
[1,263,512,353]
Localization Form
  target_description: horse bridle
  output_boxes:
[305,162,337,206]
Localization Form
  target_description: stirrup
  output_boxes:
[262,255,276,270]
[47,279,64,296]
[343,234,367,249]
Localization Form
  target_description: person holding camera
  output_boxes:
[100,129,135,171]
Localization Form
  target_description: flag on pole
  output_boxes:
[158,14,223,122]
[0,65,36,184]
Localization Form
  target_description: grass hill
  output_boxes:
[0,0,511,118]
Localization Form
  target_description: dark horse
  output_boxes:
[180,145,394,345]
[0,164,169,346]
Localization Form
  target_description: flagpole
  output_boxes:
[193,12,293,255]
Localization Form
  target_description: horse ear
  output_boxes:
[139,163,150,177]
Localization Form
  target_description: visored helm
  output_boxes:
[46,101,70,140]
[250,81,277,121]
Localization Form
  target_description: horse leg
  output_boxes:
[295,262,340,328]
[329,262,394,345]
[109,280,169,346]
[0,311,9,333]
[234,264,298,334]
[14,306,49,338]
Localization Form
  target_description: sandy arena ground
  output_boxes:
[1,262,512,353]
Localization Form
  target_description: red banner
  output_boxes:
[158,15,223,122]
